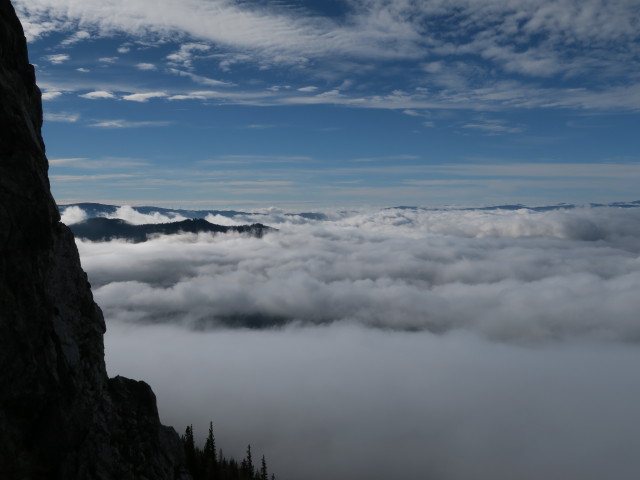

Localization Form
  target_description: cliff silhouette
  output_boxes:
[0,1,190,477]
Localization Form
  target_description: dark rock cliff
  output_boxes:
[0,1,189,478]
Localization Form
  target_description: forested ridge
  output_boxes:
[182,422,276,480]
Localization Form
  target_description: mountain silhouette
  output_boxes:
[70,217,273,243]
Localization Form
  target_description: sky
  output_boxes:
[13,0,640,209]
[64,204,640,480]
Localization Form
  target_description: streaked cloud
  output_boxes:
[98,56,118,64]
[44,111,80,122]
[166,43,211,68]
[80,90,117,100]
[88,119,172,128]
[45,53,70,64]
[167,68,233,87]
[136,62,157,71]
[41,90,63,100]
[121,91,168,102]
[50,156,150,169]
[59,30,90,46]
[52,173,136,181]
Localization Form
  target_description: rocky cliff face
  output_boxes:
[0,1,189,478]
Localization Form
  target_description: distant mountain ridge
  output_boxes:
[387,200,640,212]
[70,217,273,243]
[59,201,640,224]
[58,202,328,221]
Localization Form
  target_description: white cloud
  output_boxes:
[75,205,640,342]
[59,30,90,46]
[136,62,157,71]
[462,118,525,135]
[80,90,117,100]
[121,91,168,102]
[45,53,70,64]
[42,90,63,100]
[44,111,80,122]
[52,173,135,181]
[167,68,232,87]
[60,205,87,224]
[200,155,313,165]
[244,124,279,130]
[50,157,150,169]
[15,1,640,111]
[49,157,87,166]
[88,119,171,128]
[14,0,640,89]
[102,205,187,225]
[98,56,118,64]
[166,43,211,68]
[167,89,275,102]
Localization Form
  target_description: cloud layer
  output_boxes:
[64,204,640,479]
[105,323,640,480]
[78,206,640,342]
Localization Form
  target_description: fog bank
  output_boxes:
[105,323,640,480]
[70,204,640,479]
[77,206,640,342]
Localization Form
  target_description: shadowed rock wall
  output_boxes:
[0,1,189,478]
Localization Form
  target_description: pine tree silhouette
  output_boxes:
[180,423,276,480]
[182,425,198,478]
[203,421,218,479]
[260,455,268,480]
[243,444,254,478]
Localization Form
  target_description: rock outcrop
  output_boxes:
[0,1,189,478]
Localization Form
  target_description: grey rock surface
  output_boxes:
[0,1,189,478]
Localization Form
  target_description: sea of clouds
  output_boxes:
[64,204,640,480]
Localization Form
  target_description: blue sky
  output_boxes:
[14,0,640,209]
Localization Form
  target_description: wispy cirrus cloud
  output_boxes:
[41,90,64,100]
[167,68,233,87]
[59,30,90,47]
[166,43,211,68]
[45,53,70,64]
[98,56,118,64]
[44,111,80,122]
[88,119,172,128]
[50,156,150,169]
[52,173,136,181]
[462,118,525,135]
[15,0,639,76]
[136,62,157,71]
[121,91,168,102]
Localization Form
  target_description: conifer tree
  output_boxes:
[260,455,268,480]
[243,444,254,478]
[204,420,218,478]
[182,425,198,478]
